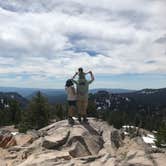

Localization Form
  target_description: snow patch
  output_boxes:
[152,145,157,148]
[11,132,19,136]
[142,134,156,147]
[124,131,129,135]
[97,107,102,110]
[123,125,135,129]
[147,134,155,139]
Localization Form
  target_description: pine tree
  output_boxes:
[55,104,66,120]
[30,91,49,129]
[0,109,5,126]
[19,91,50,132]
[87,100,97,117]
[0,99,22,126]
[8,100,21,125]
[155,123,166,147]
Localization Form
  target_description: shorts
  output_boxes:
[68,100,77,106]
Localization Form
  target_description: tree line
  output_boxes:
[87,93,166,147]
[0,91,67,132]
[0,91,166,147]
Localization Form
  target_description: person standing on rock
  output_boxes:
[72,68,95,123]
[65,79,77,125]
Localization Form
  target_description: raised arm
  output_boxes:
[88,71,95,83]
[72,72,78,79]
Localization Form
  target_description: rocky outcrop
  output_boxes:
[66,124,104,157]
[42,129,70,149]
[0,129,40,149]
[18,151,71,166]
[0,118,166,166]
[111,129,124,149]
[15,134,34,146]
[0,131,16,148]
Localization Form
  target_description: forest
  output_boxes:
[0,91,166,147]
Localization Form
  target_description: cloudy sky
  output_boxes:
[0,0,166,89]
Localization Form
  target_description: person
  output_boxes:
[72,67,88,80]
[72,69,94,123]
[65,79,77,125]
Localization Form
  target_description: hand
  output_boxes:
[88,71,92,74]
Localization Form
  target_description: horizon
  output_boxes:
[0,0,166,89]
[0,85,166,91]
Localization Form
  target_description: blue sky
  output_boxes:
[0,0,166,89]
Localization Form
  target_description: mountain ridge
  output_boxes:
[0,86,136,97]
[1,87,166,105]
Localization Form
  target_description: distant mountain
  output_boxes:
[0,92,28,108]
[1,86,166,106]
[27,90,66,104]
[0,87,135,104]
[120,88,166,106]
[0,87,65,99]
[0,87,37,97]
[90,88,136,94]
[0,87,135,97]
[28,88,135,104]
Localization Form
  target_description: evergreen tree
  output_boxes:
[87,100,97,117]
[30,91,49,129]
[0,109,5,126]
[155,123,166,147]
[8,100,21,125]
[18,108,34,133]
[106,111,124,129]
[55,104,66,120]
[19,91,50,132]
[0,99,22,126]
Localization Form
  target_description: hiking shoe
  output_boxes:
[83,117,88,123]
[78,117,82,123]
[68,117,75,125]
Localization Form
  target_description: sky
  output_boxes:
[0,0,166,90]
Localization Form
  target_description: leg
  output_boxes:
[68,103,75,125]
[68,106,75,117]
[77,100,84,116]
[82,99,88,116]
[77,100,84,122]
[82,99,88,122]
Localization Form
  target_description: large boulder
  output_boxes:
[42,128,70,149]
[15,134,34,146]
[0,131,16,148]
[40,120,104,158]
[66,124,104,157]
[69,140,92,157]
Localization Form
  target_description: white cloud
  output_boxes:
[0,0,166,87]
